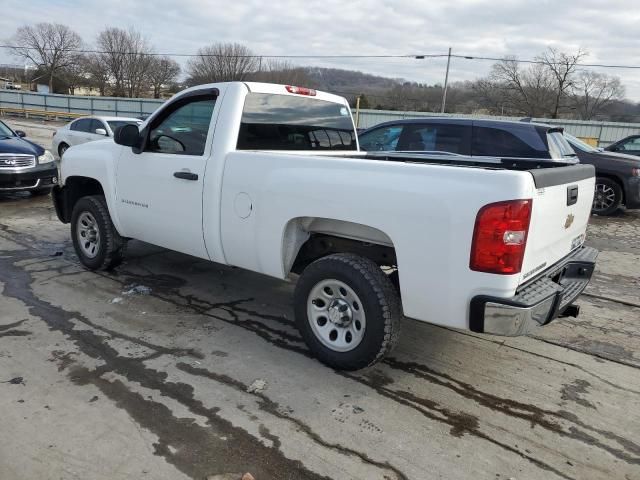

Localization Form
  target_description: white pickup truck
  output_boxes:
[52,82,598,370]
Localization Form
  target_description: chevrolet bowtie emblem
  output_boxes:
[564,213,575,229]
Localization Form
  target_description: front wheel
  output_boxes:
[58,143,69,158]
[592,177,622,216]
[294,253,401,370]
[71,195,127,270]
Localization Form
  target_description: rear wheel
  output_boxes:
[71,195,127,270]
[592,177,622,216]
[294,253,401,370]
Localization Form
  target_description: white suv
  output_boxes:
[52,116,142,158]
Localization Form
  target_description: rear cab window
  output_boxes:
[237,93,356,151]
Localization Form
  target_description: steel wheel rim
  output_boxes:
[76,212,101,258]
[593,183,616,212]
[307,279,366,352]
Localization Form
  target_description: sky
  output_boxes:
[1,0,640,101]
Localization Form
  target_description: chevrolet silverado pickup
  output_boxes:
[52,82,598,370]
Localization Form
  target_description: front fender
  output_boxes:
[59,139,124,232]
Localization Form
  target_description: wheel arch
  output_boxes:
[282,216,398,277]
[53,176,105,223]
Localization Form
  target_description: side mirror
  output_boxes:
[114,124,141,149]
[95,128,107,136]
[15,130,26,138]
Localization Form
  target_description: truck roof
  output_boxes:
[177,81,350,107]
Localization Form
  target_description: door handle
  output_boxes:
[174,171,198,181]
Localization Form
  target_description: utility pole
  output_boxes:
[441,47,452,114]
[355,95,361,128]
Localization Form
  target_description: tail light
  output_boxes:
[470,199,532,274]
[285,85,316,96]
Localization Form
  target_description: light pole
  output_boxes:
[441,47,452,113]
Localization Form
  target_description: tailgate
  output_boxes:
[520,164,595,284]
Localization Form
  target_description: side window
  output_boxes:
[397,124,470,154]
[620,137,640,150]
[89,119,105,134]
[71,118,92,132]
[358,126,403,151]
[146,96,216,156]
[472,126,548,158]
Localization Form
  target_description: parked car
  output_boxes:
[0,119,58,195]
[358,118,578,161]
[563,133,640,215]
[361,118,640,215]
[52,82,597,370]
[604,135,640,157]
[52,116,142,158]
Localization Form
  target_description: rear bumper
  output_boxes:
[469,246,598,336]
[0,164,58,192]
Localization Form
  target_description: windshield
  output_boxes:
[547,131,577,160]
[237,93,357,151]
[564,133,599,153]
[0,121,15,138]
[108,120,141,132]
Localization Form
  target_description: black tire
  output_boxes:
[58,143,69,158]
[71,195,127,270]
[592,177,622,216]
[31,187,52,196]
[294,253,401,370]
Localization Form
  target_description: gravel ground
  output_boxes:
[0,119,639,480]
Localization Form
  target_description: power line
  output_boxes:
[0,45,426,59]
[451,54,640,70]
[2,43,640,70]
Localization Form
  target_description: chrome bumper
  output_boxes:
[469,246,598,336]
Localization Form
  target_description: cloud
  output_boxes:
[1,0,639,99]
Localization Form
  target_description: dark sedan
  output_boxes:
[565,133,640,215]
[605,134,640,157]
[0,119,58,195]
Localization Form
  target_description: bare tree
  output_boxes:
[571,71,624,120]
[84,53,110,96]
[121,29,154,98]
[487,57,556,117]
[186,43,257,84]
[95,28,130,96]
[147,56,181,98]
[95,28,155,97]
[10,23,83,93]
[539,47,587,118]
[59,55,88,94]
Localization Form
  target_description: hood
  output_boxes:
[0,136,45,156]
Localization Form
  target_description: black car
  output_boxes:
[605,135,640,157]
[358,118,577,161]
[564,133,640,215]
[0,119,58,195]
[357,118,637,215]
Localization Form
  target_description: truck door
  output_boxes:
[115,92,217,259]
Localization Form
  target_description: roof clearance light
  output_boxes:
[285,85,316,96]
